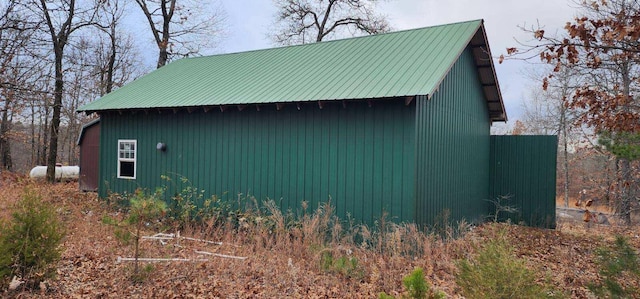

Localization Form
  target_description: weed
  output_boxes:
[161,174,200,226]
[485,194,518,223]
[0,188,65,289]
[588,235,640,298]
[430,209,471,240]
[161,174,237,231]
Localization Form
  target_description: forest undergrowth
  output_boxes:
[1,172,639,298]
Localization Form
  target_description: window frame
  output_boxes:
[117,139,137,179]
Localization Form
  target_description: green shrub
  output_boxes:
[161,174,200,225]
[379,267,444,299]
[589,235,640,298]
[456,237,560,299]
[161,174,236,229]
[319,250,362,279]
[0,188,65,288]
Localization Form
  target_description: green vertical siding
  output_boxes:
[99,100,416,225]
[490,135,557,228]
[414,46,491,226]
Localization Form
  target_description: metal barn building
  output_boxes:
[78,20,557,227]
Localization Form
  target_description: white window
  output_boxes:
[117,140,136,179]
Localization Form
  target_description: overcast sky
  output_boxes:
[138,0,581,124]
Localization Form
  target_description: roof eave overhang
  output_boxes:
[470,22,507,122]
[76,118,100,145]
[77,96,419,116]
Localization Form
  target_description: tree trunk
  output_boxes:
[618,158,632,225]
[29,101,36,167]
[0,105,13,171]
[40,98,49,166]
[46,49,64,182]
[156,0,171,68]
[157,45,168,68]
[604,156,612,203]
[106,25,116,94]
[562,127,569,208]
[559,102,570,208]
[617,62,634,225]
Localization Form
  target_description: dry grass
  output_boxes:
[1,174,639,298]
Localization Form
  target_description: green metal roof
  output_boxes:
[78,19,506,121]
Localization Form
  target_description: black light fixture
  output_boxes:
[156,142,167,152]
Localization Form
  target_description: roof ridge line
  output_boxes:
[183,19,485,60]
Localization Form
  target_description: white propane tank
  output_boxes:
[29,165,79,181]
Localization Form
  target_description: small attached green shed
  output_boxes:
[78,19,556,227]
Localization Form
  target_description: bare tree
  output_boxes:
[94,0,123,95]
[31,0,99,182]
[521,65,584,207]
[59,31,142,166]
[134,0,225,68]
[93,0,144,95]
[55,0,142,166]
[0,0,40,171]
[90,33,143,96]
[0,0,143,174]
[61,37,92,165]
[0,1,21,171]
[507,0,640,224]
[31,73,53,167]
[271,0,391,45]
[23,73,47,167]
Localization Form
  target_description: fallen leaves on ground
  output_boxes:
[1,174,638,298]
